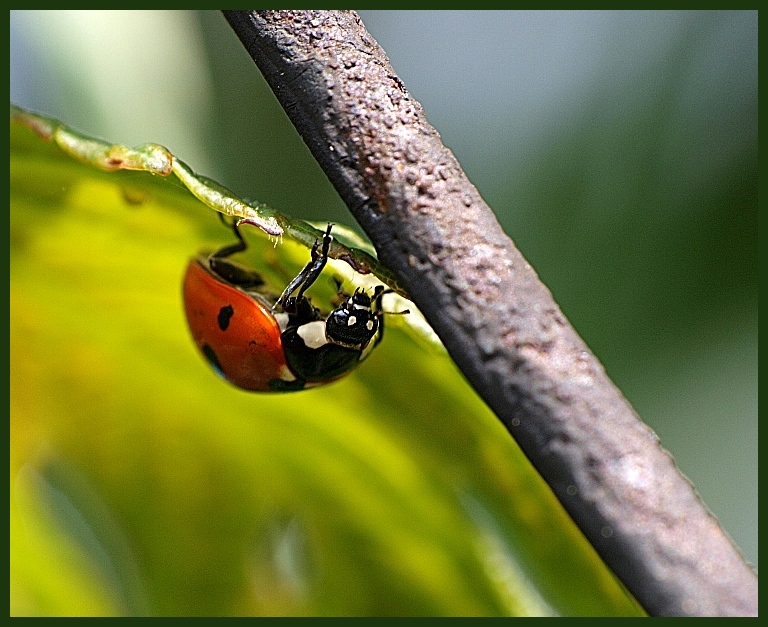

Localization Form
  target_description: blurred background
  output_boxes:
[11,9,757,573]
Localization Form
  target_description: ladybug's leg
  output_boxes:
[276,223,333,308]
[208,215,265,288]
[212,214,248,259]
[330,276,349,308]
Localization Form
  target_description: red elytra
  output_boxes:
[183,258,292,391]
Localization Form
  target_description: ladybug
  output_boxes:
[183,220,400,391]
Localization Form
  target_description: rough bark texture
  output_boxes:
[223,10,757,617]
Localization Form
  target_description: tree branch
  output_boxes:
[222,10,757,617]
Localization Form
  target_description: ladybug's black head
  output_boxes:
[325,289,379,349]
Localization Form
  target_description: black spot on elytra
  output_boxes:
[218,305,234,331]
[202,344,224,377]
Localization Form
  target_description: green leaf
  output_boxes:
[10,107,644,616]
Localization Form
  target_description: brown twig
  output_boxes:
[222,10,757,616]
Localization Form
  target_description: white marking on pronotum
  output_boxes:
[273,312,290,332]
[297,321,328,349]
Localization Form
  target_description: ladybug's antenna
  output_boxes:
[370,286,409,348]
[373,285,410,316]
